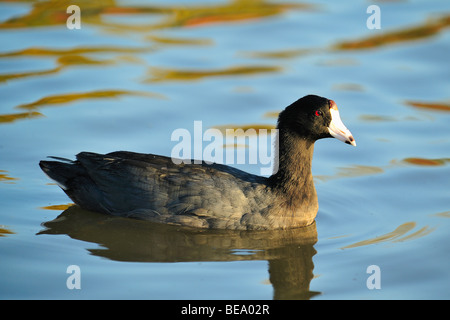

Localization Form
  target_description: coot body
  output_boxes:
[40,95,356,230]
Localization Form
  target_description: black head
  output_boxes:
[277,95,356,146]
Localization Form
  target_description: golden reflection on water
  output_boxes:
[146,65,281,82]
[0,0,305,30]
[432,211,450,218]
[1,0,303,125]
[0,54,113,83]
[402,157,450,166]
[210,123,277,150]
[0,111,43,124]
[405,100,450,113]
[0,46,150,58]
[0,170,18,183]
[241,48,312,60]
[0,226,15,237]
[358,114,397,122]
[333,15,450,50]
[315,165,384,182]
[0,64,58,83]
[40,203,73,211]
[318,156,450,183]
[262,111,280,119]
[16,90,162,111]
[1,0,448,127]
[0,90,162,125]
[147,35,212,46]
[212,123,276,135]
[341,222,435,249]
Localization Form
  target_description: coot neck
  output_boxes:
[269,130,316,198]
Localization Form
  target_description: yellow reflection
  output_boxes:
[432,211,450,218]
[0,46,150,58]
[0,111,43,124]
[358,114,397,122]
[0,0,116,29]
[16,90,163,111]
[223,143,249,149]
[333,15,450,50]
[405,100,450,112]
[315,165,384,182]
[147,35,212,46]
[0,0,298,87]
[0,66,61,83]
[262,111,280,119]
[0,170,18,183]
[242,48,312,59]
[212,123,276,135]
[209,121,277,151]
[2,90,163,125]
[40,204,73,211]
[332,83,364,92]
[56,55,113,66]
[146,65,280,82]
[392,226,435,243]
[151,1,306,29]
[0,226,15,237]
[342,222,435,249]
[402,157,450,166]
[0,54,120,84]
[0,0,304,31]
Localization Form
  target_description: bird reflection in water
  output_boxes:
[39,205,320,300]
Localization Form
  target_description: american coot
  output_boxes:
[40,95,356,230]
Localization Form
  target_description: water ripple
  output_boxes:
[341,222,436,249]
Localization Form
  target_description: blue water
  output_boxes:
[1,0,449,299]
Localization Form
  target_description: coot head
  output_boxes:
[278,95,356,146]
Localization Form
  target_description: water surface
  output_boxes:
[1,0,449,299]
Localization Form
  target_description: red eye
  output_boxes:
[315,110,323,117]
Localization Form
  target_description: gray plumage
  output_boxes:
[39,95,356,230]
